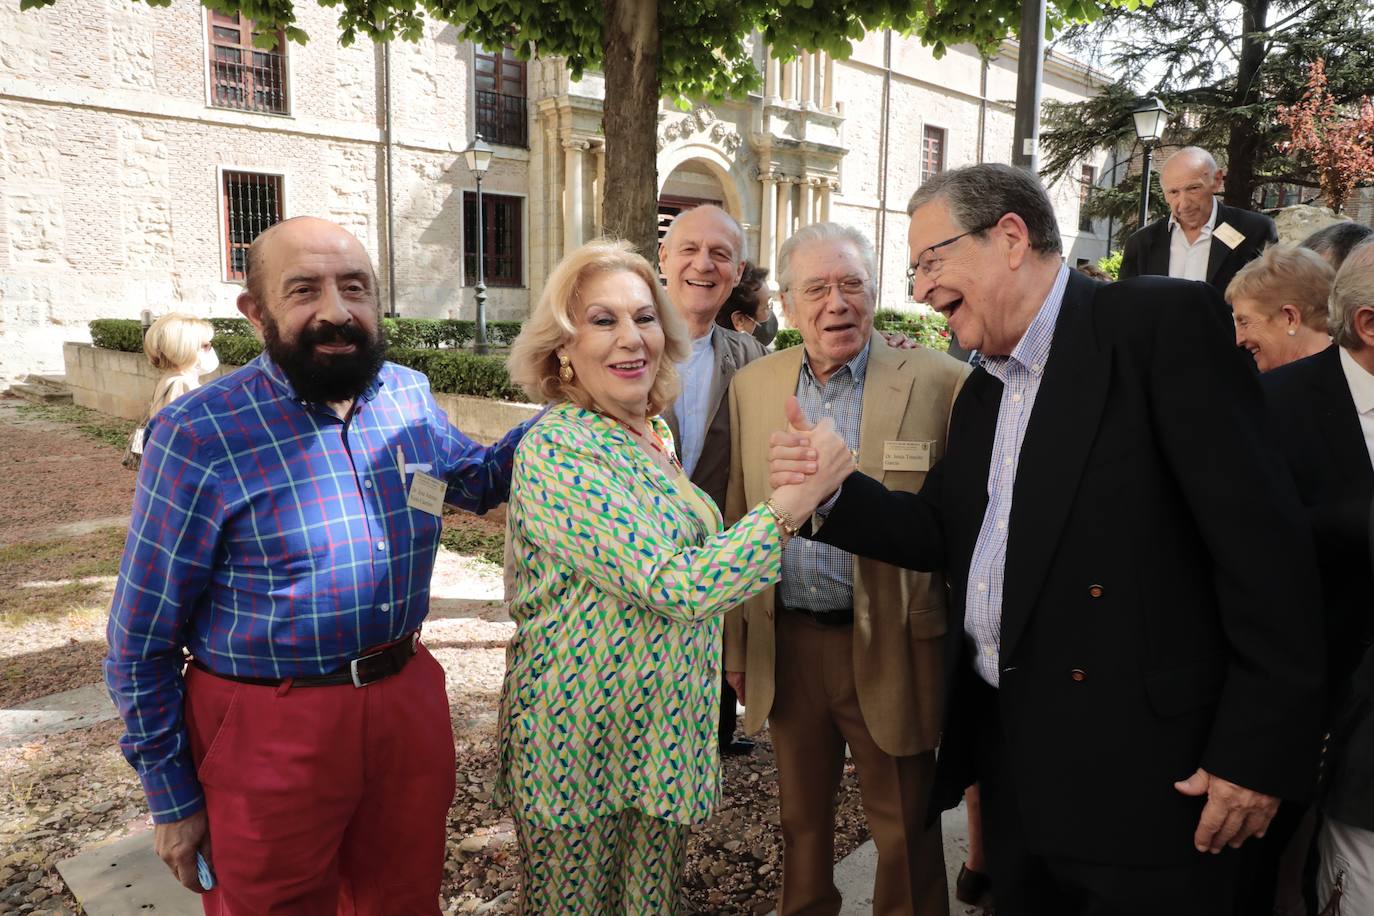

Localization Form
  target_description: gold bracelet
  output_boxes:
[763,497,801,538]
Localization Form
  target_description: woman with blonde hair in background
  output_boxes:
[123,313,217,469]
[498,238,853,914]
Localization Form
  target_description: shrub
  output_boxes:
[213,335,264,366]
[774,329,803,350]
[489,321,523,347]
[89,319,145,353]
[210,318,255,337]
[390,349,523,400]
[1097,250,1123,280]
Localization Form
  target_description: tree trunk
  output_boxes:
[1223,0,1269,208]
[600,0,660,261]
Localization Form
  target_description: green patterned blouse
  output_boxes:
[495,402,784,828]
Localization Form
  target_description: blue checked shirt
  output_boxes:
[105,354,530,823]
[965,265,1069,686]
[781,342,869,611]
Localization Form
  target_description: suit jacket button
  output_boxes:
[1088,584,1104,598]
[1070,668,1087,682]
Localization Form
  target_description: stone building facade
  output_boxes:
[0,0,1112,383]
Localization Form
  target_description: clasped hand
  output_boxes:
[767,396,855,522]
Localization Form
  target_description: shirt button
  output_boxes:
[1003,456,1012,467]
[1031,363,1041,373]
[824,402,832,410]
[380,602,390,612]
[364,479,373,489]
[1011,392,1022,403]
[983,646,995,657]
[809,586,817,593]
[996,520,1006,531]
[376,541,386,551]
[977,582,988,592]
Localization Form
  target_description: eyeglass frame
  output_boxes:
[905,218,1002,285]
[783,276,873,305]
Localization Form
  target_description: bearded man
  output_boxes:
[105,216,532,914]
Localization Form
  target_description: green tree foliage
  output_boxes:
[1041,0,1374,240]
[27,0,1136,255]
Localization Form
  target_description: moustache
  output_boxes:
[300,322,371,350]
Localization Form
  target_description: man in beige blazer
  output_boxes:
[724,223,968,915]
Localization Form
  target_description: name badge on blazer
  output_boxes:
[1214,222,1246,250]
[407,470,447,517]
[883,440,936,472]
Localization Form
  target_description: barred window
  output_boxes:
[921,126,946,183]
[463,193,523,287]
[222,171,283,282]
[208,12,289,114]
[474,46,528,148]
[1079,164,1097,232]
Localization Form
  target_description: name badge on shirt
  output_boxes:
[883,440,936,472]
[407,470,447,517]
[1213,222,1245,250]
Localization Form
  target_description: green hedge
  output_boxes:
[774,329,803,350]
[89,319,146,353]
[391,349,523,400]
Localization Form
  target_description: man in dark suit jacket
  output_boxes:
[1120,146,1277,294]
[770,164,1324,914]
[1262,244,1374,912]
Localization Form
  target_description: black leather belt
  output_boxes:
[192,630,421,688]
[778,600,854,627]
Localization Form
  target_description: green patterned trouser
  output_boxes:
[514,809,689,915]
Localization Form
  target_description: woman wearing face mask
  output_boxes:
[715,261,779,347]
[143,313,219,413]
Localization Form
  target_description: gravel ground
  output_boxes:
[0,396,872,915]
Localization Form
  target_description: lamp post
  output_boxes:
[461,133,494,355]
[1131,97,1170,230]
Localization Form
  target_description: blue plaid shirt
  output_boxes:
[781,342,869,611]
[965,265,1068,686]
[105,354,530,823]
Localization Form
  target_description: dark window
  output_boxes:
[463,192,522,287]
[474,47,527,148]
[208,12,289,114]
[921,126,946,183]
[222,171,283,282]
[1079,164,1096,232]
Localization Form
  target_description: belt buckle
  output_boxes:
[350,649,383,689]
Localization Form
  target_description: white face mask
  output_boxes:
[196,347,219,376]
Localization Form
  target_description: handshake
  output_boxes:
[764,396,858,531]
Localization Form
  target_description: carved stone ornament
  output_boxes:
[656,105,744,156]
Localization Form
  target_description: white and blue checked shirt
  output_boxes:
[965,265,1069,686]
[781,342,870,611]
[675,327,716,478]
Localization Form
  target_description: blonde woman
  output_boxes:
[499,239,853,914]
[1227,244,1334,372]
[144,313,218,413]
[124,314,217,469]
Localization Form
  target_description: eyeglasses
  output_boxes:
[906,221,999,285]
[788,277,870,304]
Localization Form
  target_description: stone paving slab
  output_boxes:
[56,831,200,916]
[0,683,118,747]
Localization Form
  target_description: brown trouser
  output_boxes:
[769,610,948,916]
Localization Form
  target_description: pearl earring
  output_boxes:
[1287,328,1297,337]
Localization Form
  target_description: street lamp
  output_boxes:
[1131,97,1170,230]
[461,133,494,354]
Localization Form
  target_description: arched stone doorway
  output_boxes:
[656,154,745,248]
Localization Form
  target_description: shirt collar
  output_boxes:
[255,352,385,406]
[1169,198,1218,236]
[801,340,871,389]
[1339,346,1374,415]
[690,326,715,355]
[981,265,1070,383]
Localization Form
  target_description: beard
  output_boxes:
[262,313,387,405]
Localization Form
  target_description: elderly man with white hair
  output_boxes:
[1261,241,1374,914]
[1120,146,1277,293]
[723,222,969,915]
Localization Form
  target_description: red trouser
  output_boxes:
[185,644,456,915]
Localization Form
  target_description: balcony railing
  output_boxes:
[476,90,528,148]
